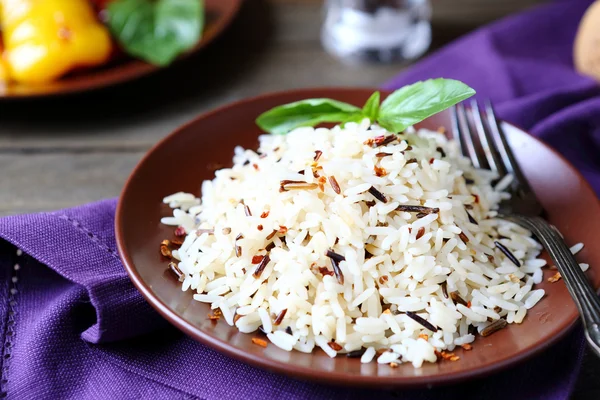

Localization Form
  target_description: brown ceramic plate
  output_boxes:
[116,88,600,387]
[0,0,241,99]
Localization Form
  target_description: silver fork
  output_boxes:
[452,100,600,357]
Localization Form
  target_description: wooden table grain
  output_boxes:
[1,0,597,397]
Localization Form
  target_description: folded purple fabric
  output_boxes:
[1,0,598,398]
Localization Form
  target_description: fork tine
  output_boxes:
[483,101,532,192]
[452,104,478,168]
[470,100,506,176]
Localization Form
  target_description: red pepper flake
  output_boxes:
[548,272,562,283]
[429,158,435,164]
[328,341,343,351]
[252,338,268,348]
[234,313,242,324]
[467,301,472,308]
[208,313,220,321]
[171,239,183,247]
[252,255,264,264]
[458,232,469,243]
[437,126,446,134]
[378,275,389,285]
[257,225,264,231]
[437,351,459,361]
[273,309,287,326]
[314,150,323,161]
[318,266,334,276]
[418,333,429,341]
[376,349,389,356]
[278,226,288,234]
[389,362,399,368]
[416,227,425,240]
[318,176,327,191]
[160,240,172,258]
[260,211,270,218]
[461,343,473,351]
[472,194,479,204]
[252,163,259,171]
[174,226,186,237]
[374,165,387,177]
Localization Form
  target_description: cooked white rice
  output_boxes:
[161,119,571,368]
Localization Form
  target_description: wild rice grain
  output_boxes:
[450,292,468,307]
[465,209,478,225]
[405,311,438,332]
[480,319,508,337]
[441,281,448,298]
[396,205,440,214]
[494,241,521,267]
[331,258,344,285]
[252,255,270,278]
[273,309,287,326]
[346,348,366,358]
[168,262,184,282]
[280,180,319,191]
[325,249,346,262]
[240,200,252,217]
[368,186,388,203]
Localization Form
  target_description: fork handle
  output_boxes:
[504,215,600,358]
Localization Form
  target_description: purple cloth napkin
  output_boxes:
[1,0,598,398]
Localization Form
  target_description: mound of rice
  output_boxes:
[161,119,550,368]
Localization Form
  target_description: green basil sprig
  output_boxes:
[107,0,204,66]
[256,79,476,135]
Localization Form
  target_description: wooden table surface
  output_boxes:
[0,0,597,397]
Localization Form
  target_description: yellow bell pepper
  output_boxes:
[0,43,9,84]
[0,0,113,84]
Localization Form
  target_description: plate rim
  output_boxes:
[0,0,242,99]
[115,87,596,387]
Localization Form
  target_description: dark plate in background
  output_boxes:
[0,0,241,99]
[116,88,600,387]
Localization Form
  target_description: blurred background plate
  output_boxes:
[0,0,242,99]
[116,87,600,388]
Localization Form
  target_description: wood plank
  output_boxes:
[0,153,144,214]
[0,45,403,151]
[0,0,547,151]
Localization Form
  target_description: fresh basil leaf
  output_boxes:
[107,0,204,66]
[361,91,380,122]
[256,98,361,135]
[378,79,476,133]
